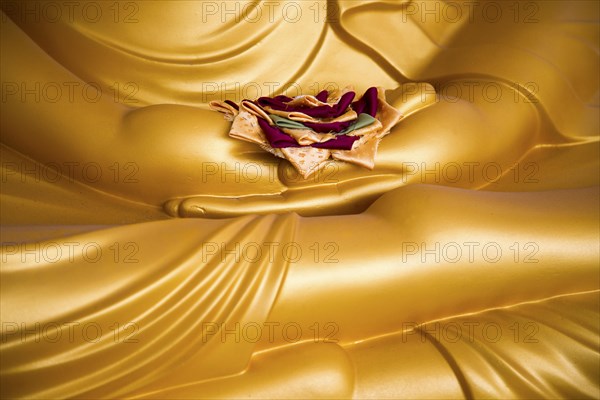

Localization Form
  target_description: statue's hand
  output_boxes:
[163,80,540,218]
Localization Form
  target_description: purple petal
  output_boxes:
[311,135,359,150]
[315,90,329,102]
[351,87,378,117]
[257,117,300,148]
[257,117,359,150]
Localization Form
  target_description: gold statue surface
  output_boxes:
[1,1,598,398]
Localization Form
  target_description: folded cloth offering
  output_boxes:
[210,86,402,178]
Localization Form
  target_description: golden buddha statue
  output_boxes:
[1,1,598,398]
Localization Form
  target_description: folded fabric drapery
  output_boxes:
[210,86,406,178]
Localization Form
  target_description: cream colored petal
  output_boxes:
[266,108,358,124]
[347,119,383,137]
[241,100,273,124]
[327,85,356,103]
[208,100,238,121]
[230,110,267,146]
[285,95,329,108]
[281,147,331,178]
[332,133,381,170]
[281,128,336,146]
[375,87,403,138]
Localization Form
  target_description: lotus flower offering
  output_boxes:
[210,86,402,178]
